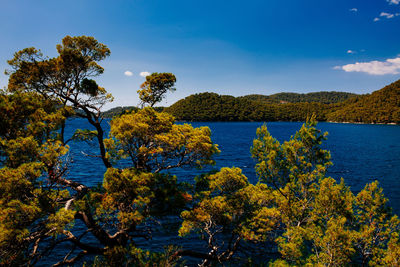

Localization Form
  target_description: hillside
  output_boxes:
[164,93,267,121]
[102,106,164,118]
[270,91,357,104]
[102,82,400,123]
[327,80,400,124]
[241,91,357,104]
[164,92,331,122]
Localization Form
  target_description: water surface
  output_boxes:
[59,120,400,265]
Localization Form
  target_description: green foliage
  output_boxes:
[165,92,332,122]
[178,117,400,266]
[262,91,357,104]
[91,245,181,267]
[327,79,400,123]
[106,107,219,172]
[138,72,176,107]
[0,91,72,265]
[7,35,112,104]
[72,129,98,142]
[179,167,279,264]
[101,106,139,118]
[1,35,400,266]
[164,82,400,124]
[251,117,331,189]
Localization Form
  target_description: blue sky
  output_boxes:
[1,0,400,108]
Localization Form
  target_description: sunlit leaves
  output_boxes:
[106,107,219,172]
[138,73,176,107]
[47,208,76,235]
[7,35,113,110]
[251,117,331,189]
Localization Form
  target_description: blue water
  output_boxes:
[188,122,400,210]
[59,120,400,265]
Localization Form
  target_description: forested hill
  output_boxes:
[326,79,400,124]
[164,92,333,122]
[103,81,400,123]
[164,81,400,123]
[102,106,138,117]
[241,91,357,104]
[102,106,163,118]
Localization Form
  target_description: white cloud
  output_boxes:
[349,8,358,12]
[140,71,150,77]
[124,71,133,76]
[347,50,356,54]
[387,0,400,4]
[380,12,395,18]
[374,17,380,21]
[334,57,400,75]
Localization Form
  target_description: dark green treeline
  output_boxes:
[104,80,400,124]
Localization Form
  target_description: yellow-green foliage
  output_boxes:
[2,35,400,266]
[93,245,179,267]
[354,181,400,265]
[102,168,153,227]
[180,167,279,244]
[106,107,219,172]
[179,118,400,266]
[47,208,76,235]
[137,72,176,107]
[251,117,331,189]
[0,164,42,258]
[40,140,69,167]
[180,167,248,236]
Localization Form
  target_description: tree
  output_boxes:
[178,167,279,266]
[6,35,114,168]
[0,90,70,265]
[250,118,400,266]
[178,118,400,266]
[1,36,400,266]
[137,72,176,107]
[105,107,219,172]
[1,36,218,266]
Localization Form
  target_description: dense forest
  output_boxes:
[104,91,358,121]
[102,106,164,118]
[241,91,357,104]
[164,92,331,121]
[326,80,400,123]
[103,82,400,123]
[161,81,400,123]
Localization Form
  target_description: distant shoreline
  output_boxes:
[327,121,398,126]
[174,120,399,125]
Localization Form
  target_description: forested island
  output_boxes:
[102,80,400,124]
[166,81,400,123]
[2,36,400,266]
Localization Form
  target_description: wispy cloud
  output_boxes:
[124,71,133,76]
[347,50,356,54]
[334,57,400,75]
[380,12,395,18]
[140,71,150,77]
[349,8,358,12]
[374,12,399,21]
[387,0,400,5]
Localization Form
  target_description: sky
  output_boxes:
[1,0,400,109]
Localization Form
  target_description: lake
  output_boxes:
[67,120,400,212]
[60,119,400,265]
